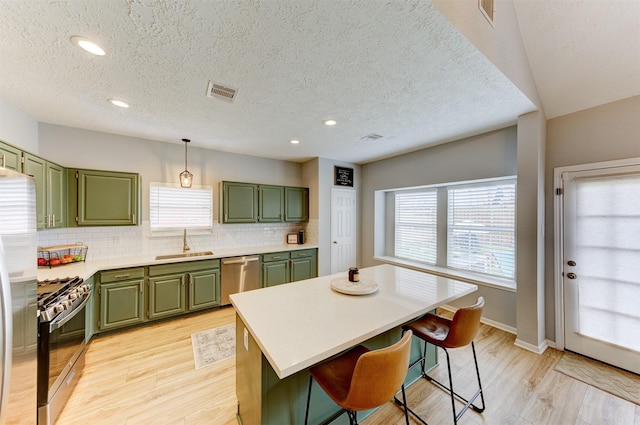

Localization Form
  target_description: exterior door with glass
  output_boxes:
[561,163,640,374]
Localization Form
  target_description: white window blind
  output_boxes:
[447,181,515,279]
[150,183,213,231]
[0,175,36,234]
[394,190,437,264]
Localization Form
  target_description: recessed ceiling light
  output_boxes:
[324,119,337,126]
[290,139,300,144]
[70,36,106,56]
[108,98,129,108]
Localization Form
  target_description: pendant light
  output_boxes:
[179,138,193,188]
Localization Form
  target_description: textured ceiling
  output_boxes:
[514,0,640,119]
[1,1,635,165]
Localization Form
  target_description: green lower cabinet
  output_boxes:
[262,249,317,287]
[188,269,220,311]
[148,259,221,319]
[262,259,290,287]
[99,279,145,331]
[148,274,186,320]
[290,249,317,282]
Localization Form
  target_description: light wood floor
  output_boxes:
[57,306,640,425]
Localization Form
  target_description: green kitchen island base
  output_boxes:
[235,312,436,425]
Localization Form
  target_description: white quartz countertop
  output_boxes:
[37,243,317,282]
[230,264,477,379]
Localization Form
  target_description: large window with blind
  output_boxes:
[391,177,516,287]
[394,190,437,264]
[150,183,213,232]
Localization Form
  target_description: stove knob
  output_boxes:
[69,293,78,300]
[55,304,65,313]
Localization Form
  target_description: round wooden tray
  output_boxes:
[330,277,379,295]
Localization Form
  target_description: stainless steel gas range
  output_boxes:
[37,276,90,425]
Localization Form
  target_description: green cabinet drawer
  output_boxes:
[290,249,316,259]
[262,251,290,262]
[99,267,145,283]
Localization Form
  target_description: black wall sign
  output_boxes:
[334,166,354,187]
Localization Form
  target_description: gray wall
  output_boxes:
[0,97,39,153]
[361,127,518,328]
[544,95,640,339]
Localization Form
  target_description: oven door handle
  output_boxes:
[49,294,90,332]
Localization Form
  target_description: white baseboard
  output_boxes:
[439,304,516,335]
[514,338,549,354]
[439,304,554,354]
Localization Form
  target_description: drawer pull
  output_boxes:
[114,274,131,279]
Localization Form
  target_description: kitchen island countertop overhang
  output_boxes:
[230,264,478,380]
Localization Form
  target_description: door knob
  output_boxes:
[568,260,576,266]
[567,273,577,279]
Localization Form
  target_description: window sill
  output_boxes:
[373,255,516,293]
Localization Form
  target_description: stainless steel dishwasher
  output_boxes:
[221,255,260,305]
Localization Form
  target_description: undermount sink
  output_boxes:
[155,251,214,260]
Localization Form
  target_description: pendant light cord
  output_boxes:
[182,138,190,170]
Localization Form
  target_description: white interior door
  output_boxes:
[562,164,640,374]
[331,188,357,274]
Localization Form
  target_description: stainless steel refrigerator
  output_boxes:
[0,166,37,424]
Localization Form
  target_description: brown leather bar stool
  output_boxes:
[304,330,413,425]
[396,297,486,424]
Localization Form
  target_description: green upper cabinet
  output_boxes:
[23,153,66,229]
[258,185,284,222]
[0,140,22,171]
[68,169,139,226]
[221,181,308,224]
[284,187,309,222]
[222,181,258,223]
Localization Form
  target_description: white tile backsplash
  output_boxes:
[37,221,316,261]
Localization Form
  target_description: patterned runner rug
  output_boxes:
[554,351,639,405]
[191,324,236,370]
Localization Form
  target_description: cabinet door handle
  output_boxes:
[52,214,55,226]
[1,154,5,168]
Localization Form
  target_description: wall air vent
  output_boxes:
[206,81,238,103]
[361,133,384,141]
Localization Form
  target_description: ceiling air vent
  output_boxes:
[361,133,384,141]
[206,81,238,103]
